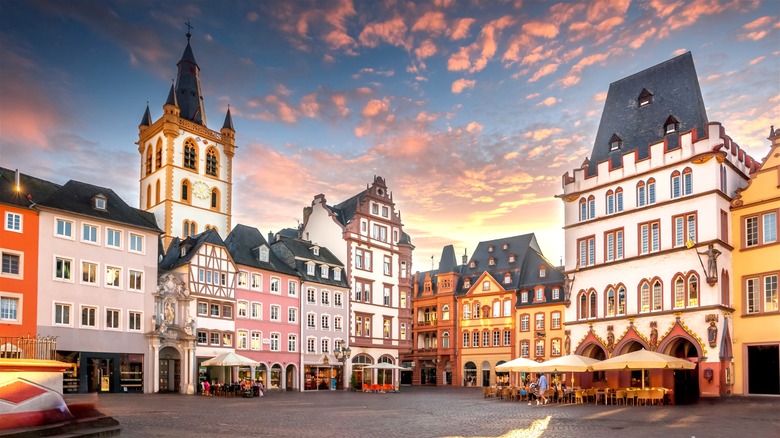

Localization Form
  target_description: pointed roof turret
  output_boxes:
[139,103,152,127]
[222,105,235,132]
[165,82,178,107]
[175,25,206,125]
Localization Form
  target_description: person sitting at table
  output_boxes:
[550,382,559,403]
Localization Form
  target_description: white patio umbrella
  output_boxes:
[530,354,601,386]
[201,352,260,367]
[495,357,538,372]
[364,363,405,390]
[591,349,695,389]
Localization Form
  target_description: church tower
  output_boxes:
[137,28,236,249]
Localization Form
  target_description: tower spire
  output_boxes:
[175,23,206,125]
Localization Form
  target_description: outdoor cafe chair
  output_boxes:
[650,388,665,405]
[625,389,637,405]
[614,389,626,405]
[574,389,584,404]
[636,389,650,406]
[483,387,492,398]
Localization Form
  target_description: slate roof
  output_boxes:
[589,52,708,173]
[456,234,564,301]
[159,228,226,271]
[330,191,364,226]
[0,167,61,208]
[0,167,160,233]
[413,244,463,297]
[175,39,205,125]
[224,224,298,276]
[272,235,348,288]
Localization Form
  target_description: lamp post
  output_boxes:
[334,340,352,390]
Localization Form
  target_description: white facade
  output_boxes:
[37,209,158,393]
[561,122,754,397]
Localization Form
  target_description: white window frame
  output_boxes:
[237,330,248,350]
[79,260,99,286]
[251,331,262,351]
[81,222,99,244]
[1,249,23,279]
[128,269,143,292]
[334,291,343,307]
[288,334,297,352]
[129,233,144,254]
[237,300,248,318]
[5,212,22,233]
[54,301,73,326]
[54,255,74,282]
[288,280,298,296]
[270,277,281,295]
[0,292,21,324]
[80,305,98,329]
[238,271,248,288]
[105,308,121,331]
[54,217,74,239]
[106,228,122,249]
[251,273,262,290]
[270,332,281,352]
[270,304,281,322]
[251,302,262,319]
[105,265,122,289]
[128,310,143,331]
[288,307,298,324]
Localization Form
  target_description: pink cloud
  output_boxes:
[743,15,774,29]
[414,40,437,60]
[362,98,389,117]
[412,11,447,35]
[749,56,766,65]
[466,121,483,133]
[524,128,562,141]
[451,78,476,94]
[528,63,559,82]
[359,17,410,49]
[525,93,540,100]
[647,0,684,18]
[449,16,515,73]
[522,22,559,39]
[449,18,475,40]
[536,97,561,107]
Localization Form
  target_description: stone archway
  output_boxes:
[662,336,700,404]
[158,346,181,393]
[285,364,297,391]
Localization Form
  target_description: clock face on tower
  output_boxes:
[192,181,210,199]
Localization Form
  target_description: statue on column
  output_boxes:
[564,330,571,355]
[698,244,721,284]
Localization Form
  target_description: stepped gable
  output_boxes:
[588,52,708,174]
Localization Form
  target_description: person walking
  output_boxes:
[537,373,548,405]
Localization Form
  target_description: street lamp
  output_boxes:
[334,340,351,390]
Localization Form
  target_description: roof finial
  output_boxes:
[185,20,193,41]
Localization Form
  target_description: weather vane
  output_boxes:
[185,20,193,40]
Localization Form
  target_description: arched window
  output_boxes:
[671,170,681,199]
[145,147,152,175]
[181,179,191,203]
[579,293,587,320]
[442,331,450,349]
[606,190,615,215]
[652,280,662,311]
[442,305,450,320]
[606,287,615,317]
[183,139,198,170]
[155,143,162,169]
[183,220,191,238]
[579,198,587,221]
[206,147,219,177]
[189,221,197,237]
[589,291,597,319]
[615,187,623,212]
[210,188,220,210]
[682,167,693,196]
[617,287,626,315]
[587,195,595,219]
[637,181,646,207]
[688,274,699,307]
[146,184,152,209]
[647,178,656,204]
[640,282,650,313]
[674,276,685,308]
[155,179,161,204]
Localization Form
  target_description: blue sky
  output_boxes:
[1,0,778,271]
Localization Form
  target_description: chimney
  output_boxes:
[268,232,275,243]
[14,169,20,193]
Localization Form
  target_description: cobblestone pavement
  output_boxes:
[71,387,779,438]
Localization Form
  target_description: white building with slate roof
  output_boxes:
[559,53,759,402]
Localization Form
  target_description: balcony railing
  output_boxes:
[0,335,58,360]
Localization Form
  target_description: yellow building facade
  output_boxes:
[730,127,780,396]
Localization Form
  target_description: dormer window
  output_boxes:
[488,257,496,266]
[334,269,341,281]
[664,115,679,134]
[609,133,622,151]
[180,247,187,258]
[321,265,329,278]
[469,260,476,269]
[539,267,546,278]
[509,254,516,263]
[503,273,511,284]
[488,245,494,253]
[92,194,107,211]
[259,246,269,262]
[638,88,653,107]
[464,279,471,288]
[306,262,315,275]
[502,243,509,250]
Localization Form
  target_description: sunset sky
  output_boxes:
[1,0,778,272]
